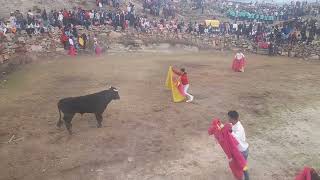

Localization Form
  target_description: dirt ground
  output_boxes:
[0,50,319,180]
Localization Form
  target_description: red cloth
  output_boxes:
[258,42,269,49]
[68,45,77,56]
[95,45,102,55]
[85,11,90,19]
[232,57,246,72]
[295,167,312,180]
[255,34,263,43]
[60,33,68,44]
[63,11,69,19]
[208,119,247,180]
[125,20,129,29]
[173,69,189,85]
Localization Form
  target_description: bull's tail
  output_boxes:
[57,103,63,128]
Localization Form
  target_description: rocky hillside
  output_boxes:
[0,0,96,17]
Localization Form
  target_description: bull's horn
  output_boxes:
[113,88,119,92]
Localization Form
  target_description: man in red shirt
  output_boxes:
[173,68,194,102]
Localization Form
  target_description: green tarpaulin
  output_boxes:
[227,9,274,21]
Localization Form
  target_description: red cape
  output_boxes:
[176,82,186,96]
[68,45,77,56]
[295,167,312,180]
[95,45,102,55]
[208,119,247,180]
[232,58,245,72]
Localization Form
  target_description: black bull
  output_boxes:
[57,87,120,134]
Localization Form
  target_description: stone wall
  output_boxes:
[1,27,320,80]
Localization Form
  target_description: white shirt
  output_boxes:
[69,38,74,46]
[233,24,238,31]
[58,13,63,22]
[96,13,100,20]
[235,52,245,60]
[232,121,249,152]
[10,16,16,27]
[89,12,94,19]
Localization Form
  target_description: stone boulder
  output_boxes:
[309,55,319,60]
[56,47,65,52]
[108,31,122,39]
[0,55,9,64]
[17,36,26,43]
[0,55,4,64]
[30,45,43,52]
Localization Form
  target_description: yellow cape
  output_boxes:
[79,37,84,46]
[165,66,186,102]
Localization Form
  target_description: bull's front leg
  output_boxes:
[64,113,75,135]
[95,113,103,128]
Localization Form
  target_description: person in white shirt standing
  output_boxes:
[228,111,249,180]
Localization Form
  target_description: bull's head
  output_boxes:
[109,86,120,100]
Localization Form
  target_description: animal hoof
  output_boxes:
[97,125,102,128]
[56,122,63,128]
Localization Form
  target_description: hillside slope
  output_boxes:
[0,0,96,17]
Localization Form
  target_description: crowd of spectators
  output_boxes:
[217,0,320,22]
[0,0,319,56]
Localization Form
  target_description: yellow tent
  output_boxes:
[165,66,186,103]
[205,19,220,28]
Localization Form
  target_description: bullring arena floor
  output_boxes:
[0,51,319,180]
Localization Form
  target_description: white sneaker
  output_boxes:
[186,96,194,103]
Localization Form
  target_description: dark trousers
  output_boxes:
[241,148,249,180]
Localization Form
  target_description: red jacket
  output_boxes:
[173,69,189,85]
[85,11,90,19]
[60,33,68,44]
[208,119,248,180]
[63,11,69,19]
